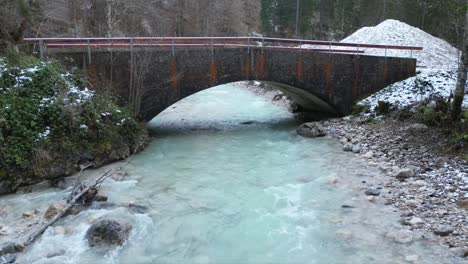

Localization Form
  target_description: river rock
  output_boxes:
[44,203,65,220]
[363,151,374,158]
[433,225,454,236]
[85,219,132,248]
[456,199,468,209]
[343,144,354,152]
[22,210,37,218]
[365,189,381,196]
[0,242,23,255]
[296,122,326,138]
[95,193,108,202]
[409,217,424,226]
[407,123,428,131]
[0,254,16,264]
[395,168,416,180]
[352,145,362,153]
[128,204,149,214]
[394,230,414,244]
[46,249,66,258]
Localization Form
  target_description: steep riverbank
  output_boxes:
[0,55,149,194]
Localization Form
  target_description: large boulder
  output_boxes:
[85,219,132,248]
[296,122,326,138]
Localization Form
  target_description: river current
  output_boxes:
[1,83,460,263]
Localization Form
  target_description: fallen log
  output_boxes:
[23,168,113,247]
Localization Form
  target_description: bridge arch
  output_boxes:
[143,81,339,123]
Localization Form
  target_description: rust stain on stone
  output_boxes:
[325,61,333,96]
[407,61,415,76]
[297,57,303,81]
[171,58,178,94]
[88,63,96,89]
[210,59,217,84]
[256,54,265,79]
[382,62,388,83]
[245,56,251,80]
[353,59,360,100]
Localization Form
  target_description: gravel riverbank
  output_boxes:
[320,118,468,259]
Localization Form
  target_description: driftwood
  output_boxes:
[23,168,114,247]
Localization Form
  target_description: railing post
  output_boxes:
[172,39,175,57]
[211,38,214,57]
[39,40,44,59]
[261,37,264,54]
[299,40,302,56]
[87,40,92,65]
[247,37,250,54]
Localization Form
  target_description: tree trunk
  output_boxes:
[106,0,113,37]
[452,0,468,120]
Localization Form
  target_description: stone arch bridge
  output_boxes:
[24,37,421,121]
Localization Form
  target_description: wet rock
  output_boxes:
[240,121,256,125]
[85,219,132,248]
[365,189,381,196]
[44,203,65,220]
[0,254,16,264]
[296,122,326,138]
[352,145,362,154]
[22,210,37,218]
[433,225,454,236]
[394,230,414,244]
[343,144,354,152]
[46,249,66,258]
[456,199,468,209]
[95,194,108,202]
[0,242,23,255]
[0,226,10,236]
[395,168,416,180]
[128,204,148,214]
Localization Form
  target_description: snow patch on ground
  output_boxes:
[360,69,468,110]
[342,19,459,69]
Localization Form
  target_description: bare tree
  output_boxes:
[452,0,468,120]
[0,0,31,52]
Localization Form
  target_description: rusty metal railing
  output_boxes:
[22,36,423,59]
